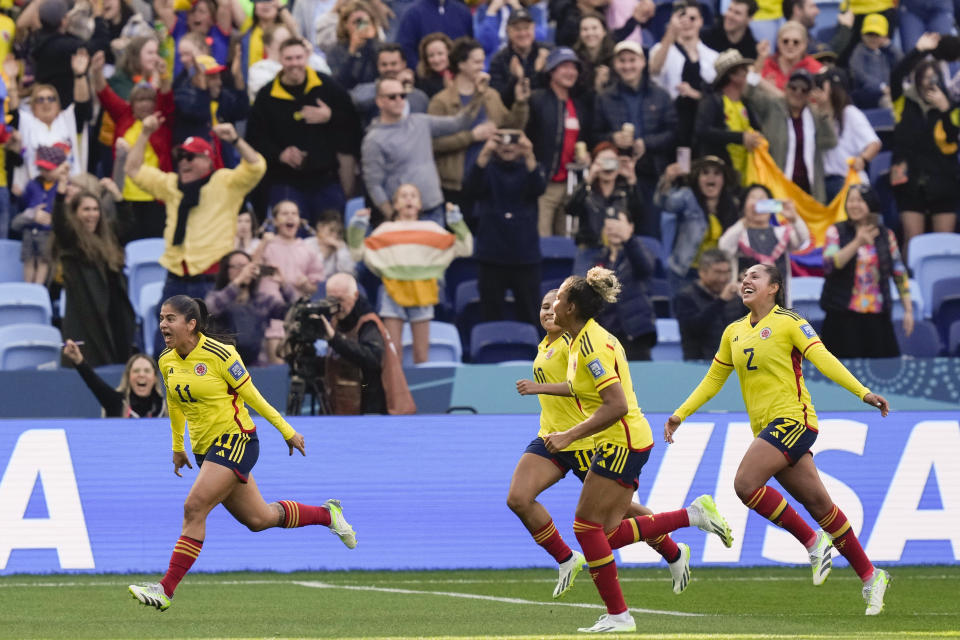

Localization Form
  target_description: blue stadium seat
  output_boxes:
[862,108,895,131]
[949,320,960,356]
[929,276,960,318]
[934,297,960,347]
[894,319,942,357]
[539,278,565,299]
[0,239,21,283]
[814,0,840,31]
[139,281,165,356]
[355,262,381,306]
[890,278,922,321]
[444,256,477,307]
[789,276,825,329]
[651,318,682,361]
[454,279,518,354]
[470,321,539,363]
[540,236,576,282]
[649,278,673,318]
[125,238,167,317]
[344,197,365,228]
[401,320,463,365]
[0,282,53,326]
[868,151,892,185]
[0,323,62,370]
[907,233,960,317]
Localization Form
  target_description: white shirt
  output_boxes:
[823,105,880,181]
[649,41,719,100]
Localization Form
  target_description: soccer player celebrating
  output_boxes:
[514,290,693,599]
[666,264,891,616]
[540,268,734,633]
[128,295,357,611]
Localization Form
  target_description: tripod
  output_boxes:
[284,342,329,416]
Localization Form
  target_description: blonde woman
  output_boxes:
[63,343,167,418]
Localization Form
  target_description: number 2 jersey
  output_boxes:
[533,333,593,451]
[567,318,653,452]
[159,334,296,455]
[675,306,870,436]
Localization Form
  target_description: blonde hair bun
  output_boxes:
[585,267,621,303]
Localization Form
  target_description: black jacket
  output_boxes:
[593,78,677,176]
[674,281,747,361]
[693,89,762,166]
[173,82,250,146]
[820,220,895,315]
[567,177,645,248]
[328,295,386,414]
[526,88,591,179]
[596,236,657,341]
[30,30,85,107]
[489,42,550,108]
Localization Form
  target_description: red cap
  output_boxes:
[176,136,214,160]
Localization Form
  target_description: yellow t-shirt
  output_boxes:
[121,121,159,202]
[754,0,782,22]
[848,0,893,15]
[676,306,870,435]
[692,213,724,269]
[160,334,295,454]
[566,318,653,451]
[723,94,752,184]
[0,14,15,69]
[534,333,592,450]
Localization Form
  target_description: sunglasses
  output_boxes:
[780,38,802,46]
[379,92,405,100]
[175,151,199,162]
[35,95,58,103]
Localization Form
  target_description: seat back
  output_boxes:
[139,281,166,356]
[470,321,539,363]
[401,320,463,365]
[894,319,942,357]
[0,282,52,326]
[0,323,62,370]
[949,320,960,356]
[651,318,682,361]
[0,239,21,283]
[649,278,673,318]
[344,197,365,228]
[540,236,576,282]
[907,233,960,316]
[789,276,825,329]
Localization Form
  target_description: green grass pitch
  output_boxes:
[1,566,958,639]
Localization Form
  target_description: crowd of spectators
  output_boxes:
[0,0,956,372]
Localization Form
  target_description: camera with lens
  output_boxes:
[285,297,341,343]
[282,297,341,415]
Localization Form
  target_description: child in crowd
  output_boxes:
[13,145,65,283]
[259,200,326,363]
[235,206,261,255]
[849,14,902,109]
[312,209,356,278]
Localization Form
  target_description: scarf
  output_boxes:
[737,223,793,265]
[784,106,815,189]
[173,172,212,246]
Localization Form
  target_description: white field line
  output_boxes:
[292,579,704,617]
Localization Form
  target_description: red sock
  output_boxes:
[278,501,332,527]
[645,534,682,563]
[159,536,203,597]
[818,504,874,581]
[531,519,573,564]
[745,486,816,547]
[573,518,626,615]
[606,510,690,550]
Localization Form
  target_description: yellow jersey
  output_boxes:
[566,319,653,452]
[533,334,592,450]
[676,306,870,436]
[159,334,295,454]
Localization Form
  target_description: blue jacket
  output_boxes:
[326,40,380,90]
[395,0,473,69]
[593,78,677,176]
[596,235,657,340]
[463,157,546,265]
[849,42,902,109]
[656,186,708,279]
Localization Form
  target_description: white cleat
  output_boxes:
[687,494,734,548]
[863,569,890,616]
[128,583,171,611]
[808,529,833,586]
[668,542,691,594]
[553,550,586,599]
[577,611,636,633]
[324,499,357,549]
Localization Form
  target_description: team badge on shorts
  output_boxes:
[587,358,605,379]
[229,360,246,381]
[760,327,772,340]
[194,363,207,376]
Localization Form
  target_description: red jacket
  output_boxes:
[98,85,175,172]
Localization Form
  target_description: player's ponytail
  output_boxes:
[563,267,621,321]
[193,298,210,334]
[163,295,235,344]
[757,263,786,308]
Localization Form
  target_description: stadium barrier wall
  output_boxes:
[1,413,958,574]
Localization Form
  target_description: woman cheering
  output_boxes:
[128,296,357,611]
[666,263,891,616]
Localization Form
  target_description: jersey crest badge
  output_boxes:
[587,358,605,379]
[194,363,207,376]
[229,360,246,381]
[545,348,555,360]
[799,323,817,339]
[760,327,772,340]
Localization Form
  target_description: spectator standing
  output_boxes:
[572,12,615,95]
[820,184,913,358]
[235,207,261,254]
[693,49,765,181]
[593,41,677,235]
[415,32,454,98]
[593,212,658,360]
[849,14,903,108]
[567,142,645,275]
[605,0,656,44]
[899,0,955,52]
[293,0,339,51]
[526,47,590,237]
[14,146,64,284]
[155,0,232,75]
[760,20,822,89]
[325,0,382,90]
[348,185,472,363]
[702,0,759,59]
[890,34,960,257]
[674,248,746,360]
[487,9,550,108]
[783,0,855,55]
[463,130,545,328]
[395,0,473,69]
[815,67,881,202]
[106,35,163,100]
[248,38,361,220]
[361,76,482,224]
[718,184,809,303]
[551,0,608,47]
[51,175,137,368]
[87,0,135,65]
[239,0,300,78]
[349,43,432,123]
[125,117,266,354]
[28,0,85,107]
[429,37,530,215]
[246,24,334,101]
[475,0,548,58]
[311,209,356,276]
